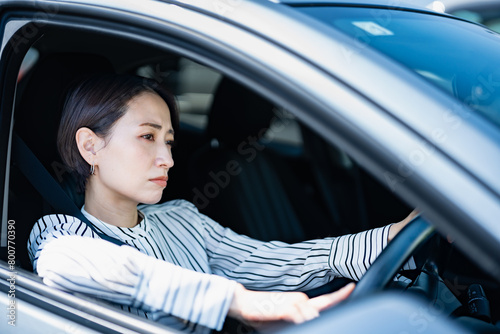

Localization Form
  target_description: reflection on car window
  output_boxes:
[137,58,304,151]
[18,48,39,81]
[137,58,221,127]
[451,8,500,33]
[297,6,500,130]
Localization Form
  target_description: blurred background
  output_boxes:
[426,0,500,32]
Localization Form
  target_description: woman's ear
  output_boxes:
[75,127,101,164]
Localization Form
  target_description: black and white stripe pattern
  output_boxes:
[28,199,391,332]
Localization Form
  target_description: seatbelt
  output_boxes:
[12,132,125,246]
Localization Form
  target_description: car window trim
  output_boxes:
[0,263,180,333]
[0,17,34,248]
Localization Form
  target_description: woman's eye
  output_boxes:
[166,140,176,148]
[142,134,154,141]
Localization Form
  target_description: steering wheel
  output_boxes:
[348,215,435,299]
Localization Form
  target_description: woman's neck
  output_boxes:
[84,182,140,228]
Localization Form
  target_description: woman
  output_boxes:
[27,74,414,333]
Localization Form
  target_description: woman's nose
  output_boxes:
[155,146,174,169]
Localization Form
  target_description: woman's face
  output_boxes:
[91,91,174,206]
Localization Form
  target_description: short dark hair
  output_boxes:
[57,73,179,192]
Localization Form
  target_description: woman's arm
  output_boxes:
[36,235,237,330]
[200,209,392,288]
[200,204,418,289]
[36,235,354,330]
[388,209,419,242]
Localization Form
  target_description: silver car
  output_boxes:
[0,0,499,333]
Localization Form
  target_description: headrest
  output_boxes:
[206,78,275,148]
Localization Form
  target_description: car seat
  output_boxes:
[188,78,336,243]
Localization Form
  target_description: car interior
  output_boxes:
[1,19,500,333]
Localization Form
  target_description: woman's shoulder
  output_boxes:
[28,213,94,265]
[30,213,93,240]
[34,213,84,228]
[138,199,200,216]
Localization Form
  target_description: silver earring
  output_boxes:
[90,163,95,175]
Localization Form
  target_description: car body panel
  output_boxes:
[275,292,472,334]
[0,263,181,333]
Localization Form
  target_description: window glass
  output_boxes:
[18,48,39,81]
[297,6,500,130]
[137,58,303,151]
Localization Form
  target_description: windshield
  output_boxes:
[296,6,500,130]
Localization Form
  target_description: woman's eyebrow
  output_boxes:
[139,122,174,134]
[139,122,162,129]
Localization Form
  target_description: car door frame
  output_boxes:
[0,0,499,332]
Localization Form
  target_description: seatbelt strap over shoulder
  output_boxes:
[12,132,125,246]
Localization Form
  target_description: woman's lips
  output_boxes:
[150,177,167,187]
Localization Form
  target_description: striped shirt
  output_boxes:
[27,199,391,332]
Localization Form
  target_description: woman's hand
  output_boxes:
[388,209,419,242]
[228,282,355,325]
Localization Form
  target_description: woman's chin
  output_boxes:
[139,192,164,205]
[144,198,163,205]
